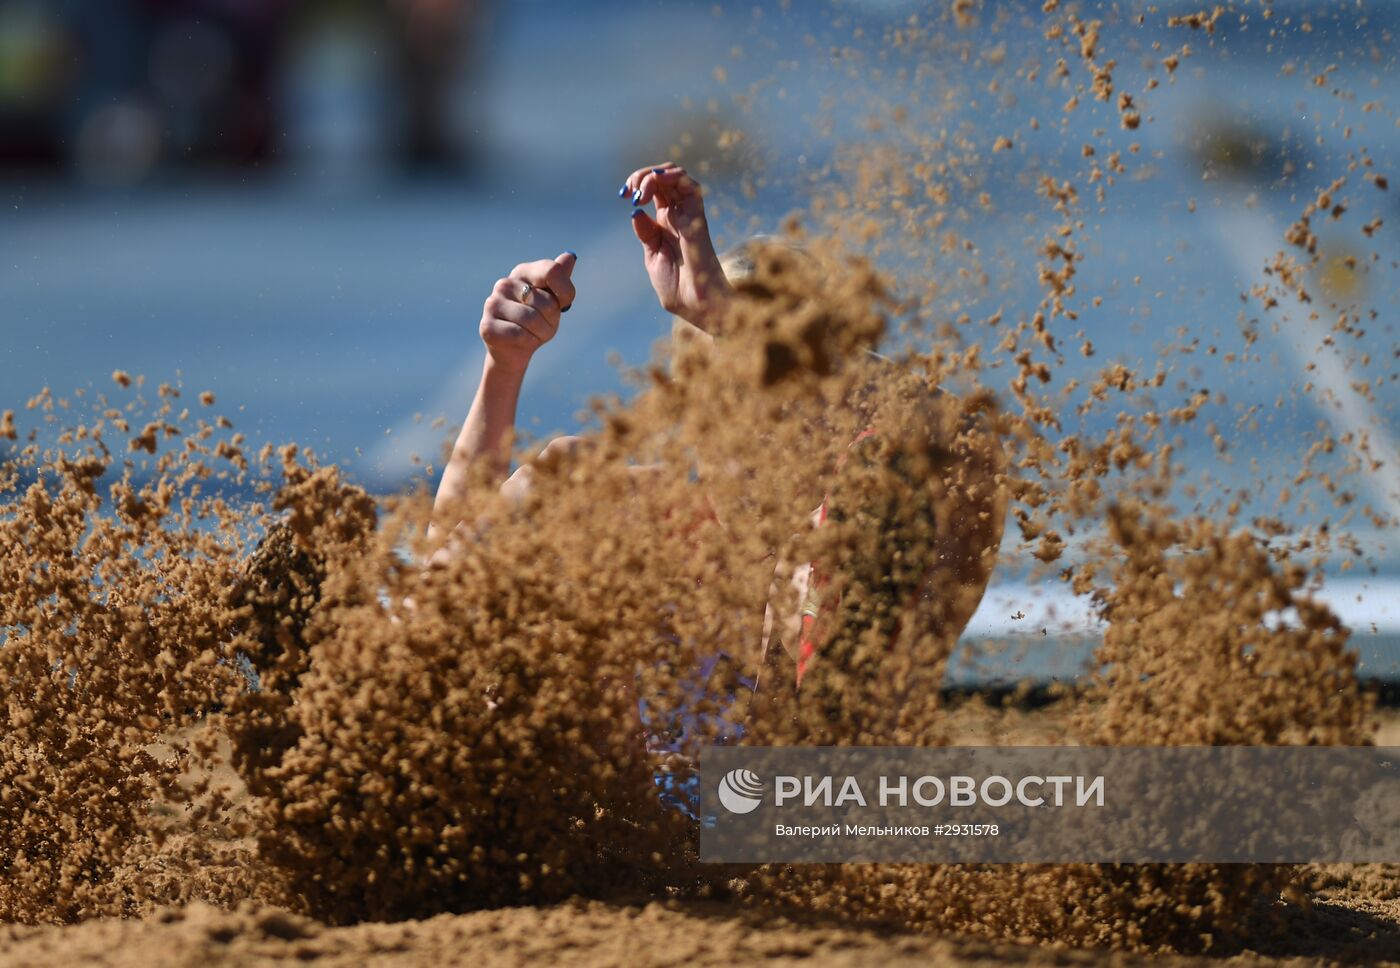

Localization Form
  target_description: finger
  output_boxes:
[520,283,563,330]
[510,259,567,320]
[630,208,664,252]
[510,258,563,287]
[544,252,577,311]
[633,171,659,207]
[635,166,701,207]
[492,295,555,344]
[494,274,554,315]
[623,162,674,199]
[653,166,701,195]
[490,279,556,337]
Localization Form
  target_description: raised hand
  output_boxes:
[621,164,731,332]
[480,251,578,373]
[432,251,578,541]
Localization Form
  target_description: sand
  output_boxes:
[4,1,1398,963]
[4,899,1210,968]
[3,705,1397,967]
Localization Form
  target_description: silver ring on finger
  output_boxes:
[520,281,534,301]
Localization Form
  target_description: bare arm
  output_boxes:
[429,357,527,540]
[429,251,577,542]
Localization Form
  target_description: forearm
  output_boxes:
[431,356,527,535]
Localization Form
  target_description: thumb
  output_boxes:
[554,250,578,277]
[629,209,664,253]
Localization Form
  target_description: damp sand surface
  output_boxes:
[4,707,1397,968]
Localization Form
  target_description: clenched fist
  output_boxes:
[480,251,577,373]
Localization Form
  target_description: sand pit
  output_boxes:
[0,887,1394,968]
[3,706,1398,967]
[6,898,1233,968]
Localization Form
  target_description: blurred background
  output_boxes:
[1,0,1397,681]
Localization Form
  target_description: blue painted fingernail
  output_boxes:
[630,209,644,219]
[564,250,577,260]
[631,189,642,205]
[617,184,629,197]
[652,167,665,174]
